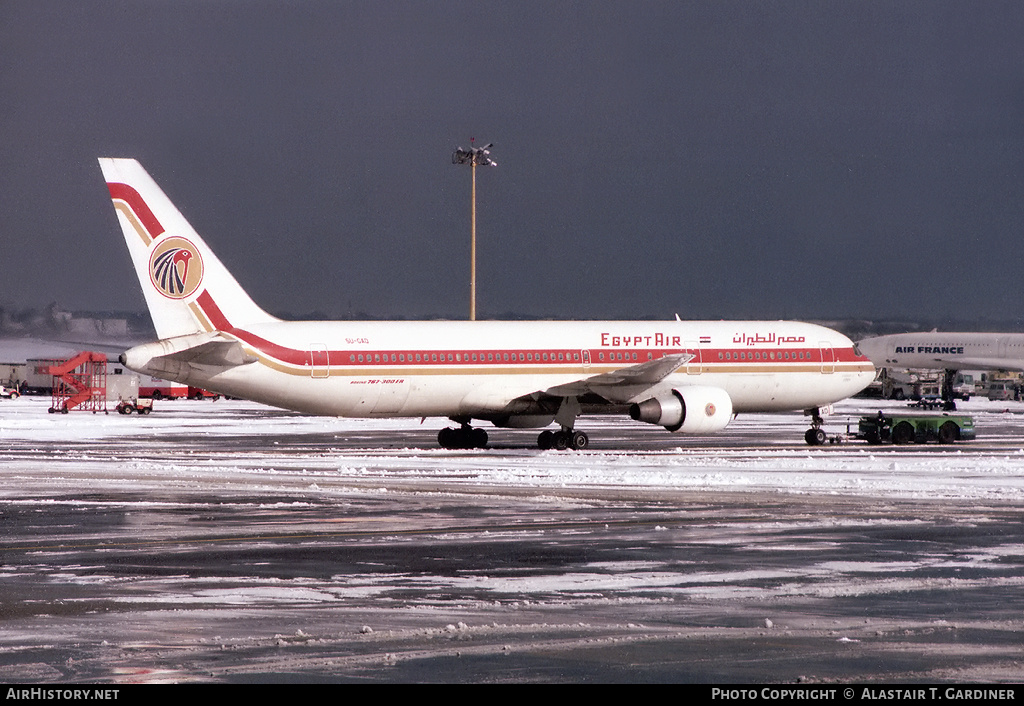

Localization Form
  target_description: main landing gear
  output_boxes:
[537,396,588,450]
[437,421,488,449]
[537,428,589,451]
[941,368,958,411]
[435,423,590,450]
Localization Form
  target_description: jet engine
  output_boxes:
[629,386,733,434]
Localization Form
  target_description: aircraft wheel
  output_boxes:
[554,432,569,451]
[471,428,488,448]
[569,430,589,450]
[805,428,826,446]
[538,430,554,450]
[438,427,454,448]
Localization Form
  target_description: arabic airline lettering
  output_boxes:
[100,158,875,449]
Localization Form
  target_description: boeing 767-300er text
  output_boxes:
[100,158,875,448]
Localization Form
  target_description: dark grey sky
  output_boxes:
[3,1,1024,322]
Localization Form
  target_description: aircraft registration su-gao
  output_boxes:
[100,158,875,448]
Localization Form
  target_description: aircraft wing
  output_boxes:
[460,352,692,414]
[541,352,692,403]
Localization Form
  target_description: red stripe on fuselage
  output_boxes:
[196,291,308,365]
[108,182,165,240]
[192,289,869,373]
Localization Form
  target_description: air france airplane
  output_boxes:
[857,332,1024,373]
[100,158,875,448]
[857,332,1024,409]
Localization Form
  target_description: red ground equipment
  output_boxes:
[47,351,108,414]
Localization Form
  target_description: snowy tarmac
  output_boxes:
[1,395,1024,683]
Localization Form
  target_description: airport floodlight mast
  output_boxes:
[452,138,497,321]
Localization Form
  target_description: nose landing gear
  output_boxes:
[804,407,830,446]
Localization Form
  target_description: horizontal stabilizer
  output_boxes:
[121,332,256,380]
[154,339,256,367]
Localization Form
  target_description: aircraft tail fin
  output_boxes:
[98,158,278,339]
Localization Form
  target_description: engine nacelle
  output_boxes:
[629,386,733,434]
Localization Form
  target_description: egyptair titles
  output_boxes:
[598,331,810,348]
[600,332,682,348]
[733,333,807,346]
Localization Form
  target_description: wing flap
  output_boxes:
[542,352,691,403]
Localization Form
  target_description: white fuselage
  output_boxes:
[857,332,1024,373]
[125,318,875,422]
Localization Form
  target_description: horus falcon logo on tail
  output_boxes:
[150,237,203,299]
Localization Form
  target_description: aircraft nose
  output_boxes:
[855,337,885,364]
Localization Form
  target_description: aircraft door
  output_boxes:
[310,344,329,378]
[819,342,835,374]
[581,349,591,371]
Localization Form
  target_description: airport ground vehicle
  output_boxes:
[187,386,220,400]
[0,384,20,399]
[986,381,1016,401]
[876,368,974,401]
[115,398,153,415]
[855,411,975,445]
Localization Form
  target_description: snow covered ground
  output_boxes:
[2,394,1024,683]
[4,394,1024,501]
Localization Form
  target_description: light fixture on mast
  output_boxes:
[452,138,497,321]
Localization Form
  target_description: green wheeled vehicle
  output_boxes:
[856,411,976,445]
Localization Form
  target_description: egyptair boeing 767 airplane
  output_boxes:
[100,158,874,448]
